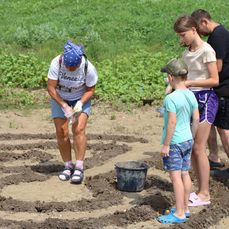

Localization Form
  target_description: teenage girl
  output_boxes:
[174,14,219,206]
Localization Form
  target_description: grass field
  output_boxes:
[0,0,229,108]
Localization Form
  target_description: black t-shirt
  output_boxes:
[208,25,229,97]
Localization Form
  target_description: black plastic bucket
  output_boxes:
[115,160,150,192]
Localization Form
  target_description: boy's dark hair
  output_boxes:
[191,9,212,25]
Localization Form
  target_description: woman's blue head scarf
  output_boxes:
[63,40,84,67]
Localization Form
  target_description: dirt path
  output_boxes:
[0,104,229,228]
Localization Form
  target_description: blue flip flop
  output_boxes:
[158,213,186,224]
[170,208,190,217]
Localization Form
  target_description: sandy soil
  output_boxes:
[0,102,229,229]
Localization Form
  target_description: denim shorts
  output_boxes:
[163,139,194,171]
[192,89,218,124]
[51,98,91,119]
[214,96,229,129]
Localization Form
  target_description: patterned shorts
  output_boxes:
[163,139,194,171]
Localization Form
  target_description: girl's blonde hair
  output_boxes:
[174,14,200,47]
[174,14,198,33]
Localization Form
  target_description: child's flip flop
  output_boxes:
[158,213,186,224]
[170,208,190,217]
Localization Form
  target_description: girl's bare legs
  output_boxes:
[191,121,211,202]
[207,125,220,162]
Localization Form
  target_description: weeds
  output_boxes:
[110,113,116,120]
[114,124,126,132]
[0,0,229,110]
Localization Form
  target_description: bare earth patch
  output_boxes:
[0,104,229,229]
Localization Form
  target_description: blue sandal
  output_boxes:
[71,167,84,183]
[59,167,74,181]
[170,208,190,217]
[158,213,186,224]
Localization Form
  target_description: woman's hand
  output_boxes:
[73,101,83,112]
[62,104,73,118]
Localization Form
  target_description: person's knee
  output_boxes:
[72,124,85,136]
[181,170,189,177]
[191,144,198,154]
[169,170,180,182]
[192,142,204,155]
[216,127,229,138]
[56,126,69,139]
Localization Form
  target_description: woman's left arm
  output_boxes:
[185,61,219,88]
[80,85,96,104]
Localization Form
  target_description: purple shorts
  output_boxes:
[192,89,218,124]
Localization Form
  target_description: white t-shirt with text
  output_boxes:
[48,55,98,101]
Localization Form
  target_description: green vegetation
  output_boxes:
[95,49,175,108]
[0,0,228,109]
[0,48,48,89]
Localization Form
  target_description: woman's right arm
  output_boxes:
[47,79,67,108]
